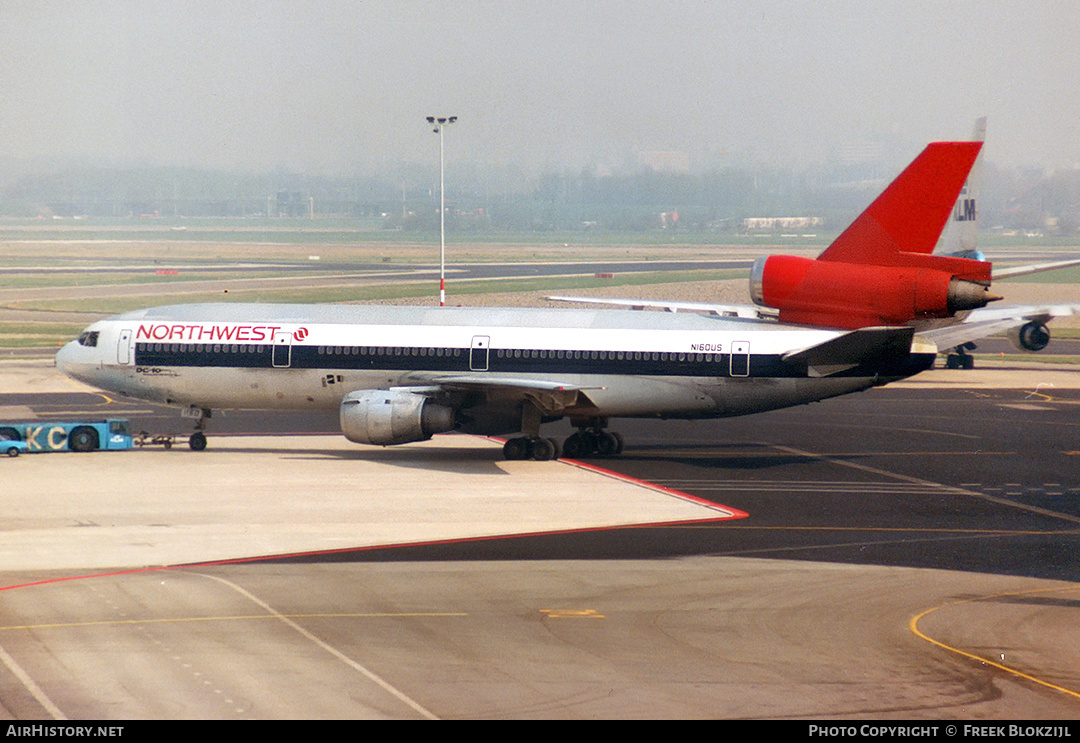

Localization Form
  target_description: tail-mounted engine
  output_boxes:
[750,253,999,329]
[746,141,994,330]
[340,390,456,446]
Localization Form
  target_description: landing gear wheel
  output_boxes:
[503,436,561,461]
[564,427,624,458]
[945,348,975,370]
[185,407,212,452]
[596,431,621,457]
[609,431,624,455]
[503,437,531,461]
[562,432,590,458]
[531,437,560,462]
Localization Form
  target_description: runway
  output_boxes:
[2,363,1080,718]
[0,259,747,306]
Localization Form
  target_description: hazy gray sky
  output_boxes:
[3,1,1078,173]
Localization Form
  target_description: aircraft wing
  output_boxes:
[546,295,777,320]
[395,375,602,415]
[917,304,1080,350]
[401,374,599,393]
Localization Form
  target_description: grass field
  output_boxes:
[2,225,1077,357]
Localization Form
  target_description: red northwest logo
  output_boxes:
[294,327,309,341]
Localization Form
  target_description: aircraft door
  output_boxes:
[273,333,293,368]
[470,335,490,371]
[116,329,133,365]
[730,341,750,377]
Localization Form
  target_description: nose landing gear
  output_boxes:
[186,407,211,451]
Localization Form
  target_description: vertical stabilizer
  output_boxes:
[818,141,983,265]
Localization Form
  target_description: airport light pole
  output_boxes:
[427,115,457,306]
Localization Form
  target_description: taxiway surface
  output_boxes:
[2,361,1079,718]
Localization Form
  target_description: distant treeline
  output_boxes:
[2,160,1077,235]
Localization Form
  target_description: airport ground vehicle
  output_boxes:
[0,434,28,457]
[0,419,134,453]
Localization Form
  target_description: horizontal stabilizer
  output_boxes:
[919,304,1080,350]
[782,326,916,377]
[992,257,1080,280]
[917,319,1023,350]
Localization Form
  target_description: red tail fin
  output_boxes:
[818,141,982,265]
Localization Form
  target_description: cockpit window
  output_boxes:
[77,331,99,347]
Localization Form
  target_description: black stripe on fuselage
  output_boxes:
[132,342,933,379]
[133,342,769,377]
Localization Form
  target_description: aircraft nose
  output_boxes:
[55,340,86,380]
[55,341,75,372]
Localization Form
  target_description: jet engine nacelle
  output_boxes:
[340,390,456,446]
[750,255,997,329]
[1008,320,1051,352]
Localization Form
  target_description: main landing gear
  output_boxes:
[562,427,624,459]
[501,420,625,461]
[502,436,561,461]
[944,342,976,370]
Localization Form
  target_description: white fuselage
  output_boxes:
[56,303,931,434]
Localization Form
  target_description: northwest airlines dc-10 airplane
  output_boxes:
[54,137,1075,460]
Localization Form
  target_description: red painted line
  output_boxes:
[558,456,749,519]
[0,565,177,592]
[485,434,748,519]
[0,437,747,593]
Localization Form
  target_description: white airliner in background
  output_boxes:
[54,135,1048,459]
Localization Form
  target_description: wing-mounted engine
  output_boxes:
[340,389,456,446]
[1008,320,1051,352]
[750,253,998,329]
